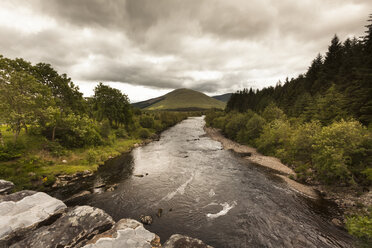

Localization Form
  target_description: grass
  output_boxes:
[0,125,141,191]
[145,88,226,110]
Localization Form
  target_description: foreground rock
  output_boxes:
[163,234,214,248]
[0,179,14,195]
[11,206,114,248]
[0,192,66,242]
[83,219,161,248]
[0,181,212,248]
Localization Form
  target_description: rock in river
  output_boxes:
[140,215,153,225]
[0,191,66,242]
[10,206,114,248]
[163,234,214,248]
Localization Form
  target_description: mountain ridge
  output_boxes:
[132,88,225,110]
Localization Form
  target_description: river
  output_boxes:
[52,116,354,247]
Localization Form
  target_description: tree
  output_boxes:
[0,70,52,141]
[92,83,132,128]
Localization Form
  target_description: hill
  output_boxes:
[212,93,232,102]
[133,88,226,110]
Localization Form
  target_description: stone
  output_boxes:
[140,215,153,225]
[0,190,37,203]
[65,190,92,203]
[83,219,160,248]
[62,159,67,163]
[331,218,343,227]
[157,208,163,218]
[0,180,14,195]
[10,206,114,248]
[163,234,213,248]
[0,192,66,242]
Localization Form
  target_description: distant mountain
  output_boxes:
[132,88,225,111]
[212,93,232,102]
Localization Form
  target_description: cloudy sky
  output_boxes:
[0,0,371,102]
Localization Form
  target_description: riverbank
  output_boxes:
[0,130,155,192]
[204,126,318,198]
[204,127,371,216]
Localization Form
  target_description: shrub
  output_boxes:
[261,104,286,123]
[346,211,372,241]
[256,119,292,156]
[137,128,151,139]
[0,141,24,161]
[312,120,371,184]
[57,113,103,148]
[114,128,129,139]
[224,112,253,140]
[43,141,67,157]
[99,120,111,138]
[236,113,266,145]
[139,115,154,129]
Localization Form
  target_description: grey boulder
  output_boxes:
[0,180,14,195]
[83,218,161,248]
[0,192,66,241]
[163,234,213,248]
[11,205,114,248]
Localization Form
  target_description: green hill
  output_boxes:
[135,88,225,110]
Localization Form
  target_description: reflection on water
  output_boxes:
[51,117,354,248]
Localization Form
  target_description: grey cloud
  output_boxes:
[0,0,371,99]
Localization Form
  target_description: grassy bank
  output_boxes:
[0,125,141,191]
[0,111,198,191]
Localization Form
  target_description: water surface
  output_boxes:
[54,117,353,247]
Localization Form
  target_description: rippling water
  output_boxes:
[52,117,354,247]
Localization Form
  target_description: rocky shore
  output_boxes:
[0,180,212,248]
[204,126,371,224]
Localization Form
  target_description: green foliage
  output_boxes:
[56,113,103,148]
[256,119,292,156]
[139,115,155,128]
[43,141,67,157]
[236,113,266,145]
[92,83,132,128]
[114,128,129,139]
[223,112,252,140]
[99,120,111,138]
[137,128,151,139]
[312,120,371,184]
[346,211,372,241]
[0,141,24,161]
[261,104,286,123]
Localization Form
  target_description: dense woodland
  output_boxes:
[206,17,372,240]
[227,17,372,127]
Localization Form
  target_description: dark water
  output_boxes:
[51,117,354,247]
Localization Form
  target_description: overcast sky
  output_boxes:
[0,0,371,102]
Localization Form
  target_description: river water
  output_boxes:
[53,117,354,247]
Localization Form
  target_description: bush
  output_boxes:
[285,121,321,165]
[0,142,24,161]
[137,128,151,139]
[114,128,129,139]
[346,211,372,241]
[256,119,292,156]
[99,120,111,138]
[261,104,286,123]
[43,141,67,157]
[236,113,266,145]
[312,120,371,184]
[57,113,103,148]
[224,112,253,140]
[139,115,154,129]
